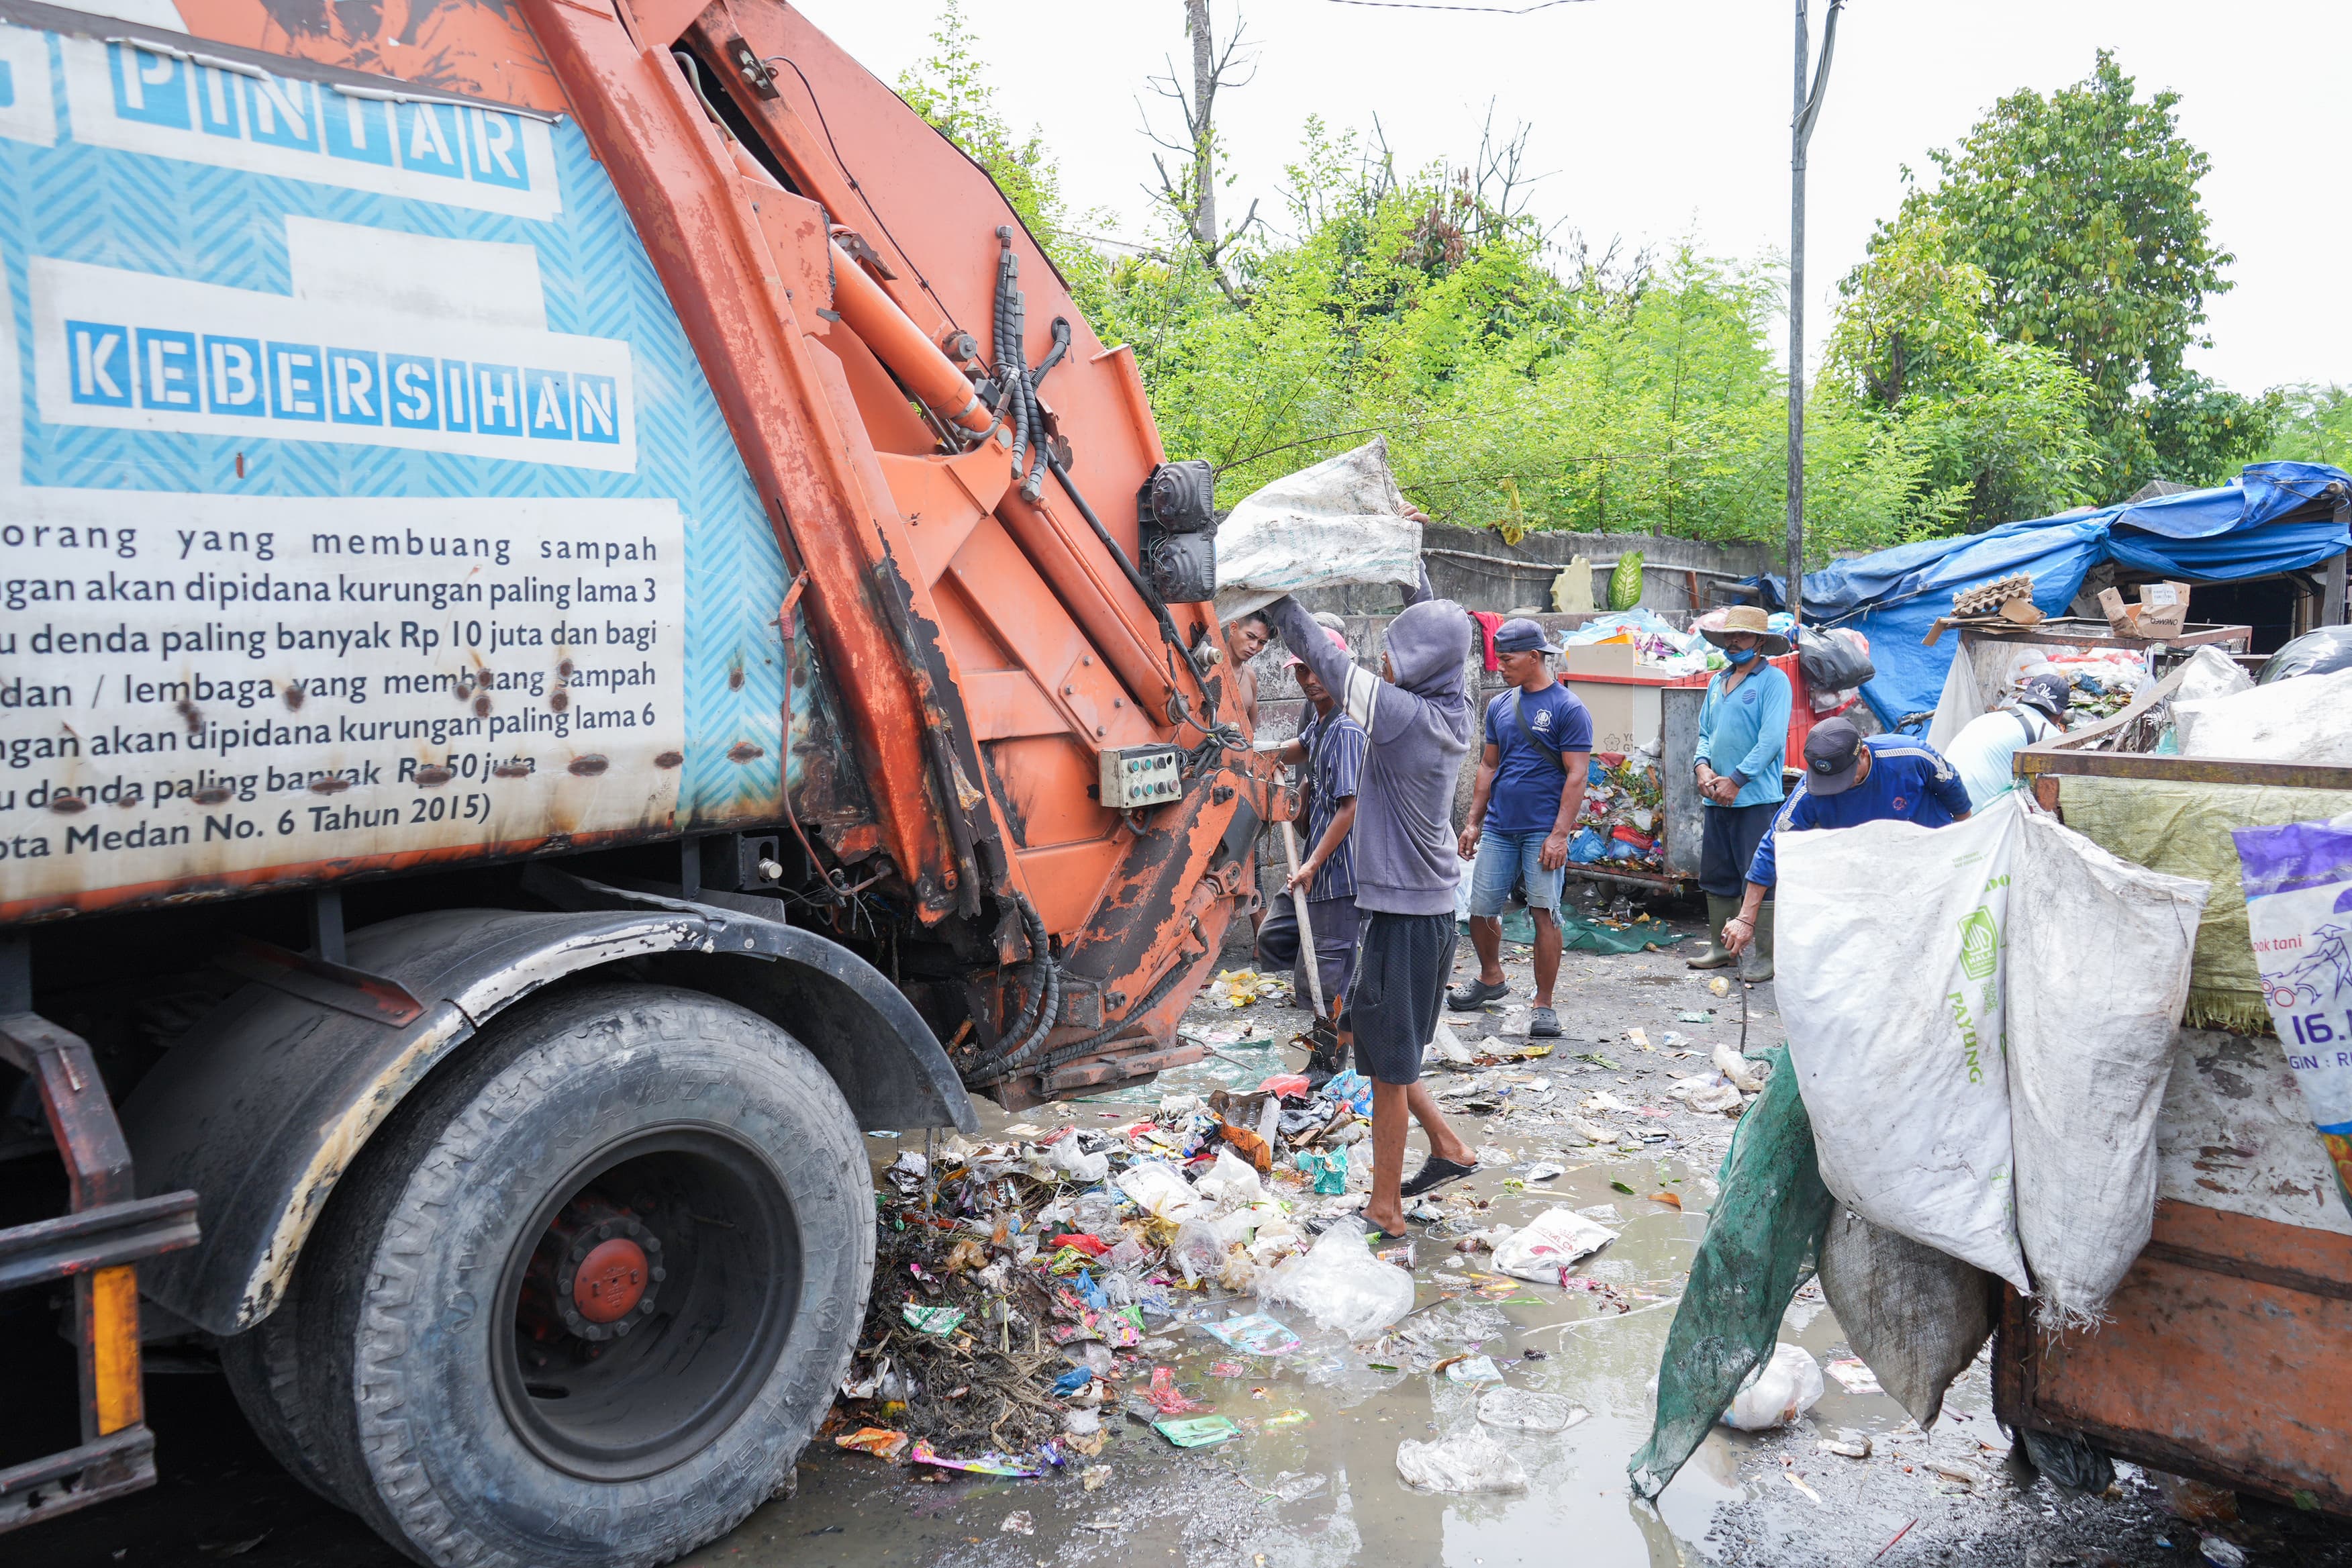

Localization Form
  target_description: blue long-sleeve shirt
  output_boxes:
[1747,735,1973,887]
[1694,661,1793,807]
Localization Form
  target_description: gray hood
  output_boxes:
[1386,598,1471,700]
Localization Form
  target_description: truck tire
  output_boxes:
[292,983,875,1568]
[219,1273,344,1508]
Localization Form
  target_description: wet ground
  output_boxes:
[27,895,2352,1568]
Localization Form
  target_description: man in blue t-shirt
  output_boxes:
[1723,716,1974,960]
[1448,618,1593,1037]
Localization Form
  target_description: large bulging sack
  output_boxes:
[2174,666,2352,764]
[1816,1208,1995,1429]
[1212,436,1423,622]
[2008,808,2208,1327]
[1776,795,2030,1290]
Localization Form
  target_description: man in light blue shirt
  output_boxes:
[1943,674,2069,810]
[1688,607,1792,980]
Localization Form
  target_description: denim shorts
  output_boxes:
[1467,828,1563,916]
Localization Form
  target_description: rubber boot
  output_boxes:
[1686,894,1738,969]
[1738,901,1775,983]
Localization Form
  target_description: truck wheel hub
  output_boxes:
[573,1237,650,1322]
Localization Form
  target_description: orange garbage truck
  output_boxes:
[0,2,1274,1559]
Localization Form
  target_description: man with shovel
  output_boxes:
[1255,625,1368,1081]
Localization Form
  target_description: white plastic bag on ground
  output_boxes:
[1777,795,2032,1291]
[2175,666,2352,763]
[1256,1226,1416,1338]
[1720,1343,1825,1431]
[1212,437,1422,623]
[1394,1430,1528,1493]
[1044,1137,1108,1183]
[1489,1207,1618,1285]
[2008,807,2208,1327]
[1816,1208,1994,1428]
[1475,1385,1587,1434]
[1195,1148,1265,1209]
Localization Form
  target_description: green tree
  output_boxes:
[1922,51,2234,491]
[2260,383,2352,471]
[1826,207,2102,528]
[2134,372,2283,488]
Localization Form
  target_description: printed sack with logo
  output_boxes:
[2233,816,2352,1217]
[1775,795,2030,1289]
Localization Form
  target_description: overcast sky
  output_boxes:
[793,0,2346,396]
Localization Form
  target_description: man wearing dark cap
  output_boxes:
[1941,673,2071,810]
[1722,718,1973,961]
[1450,617,1593,1038]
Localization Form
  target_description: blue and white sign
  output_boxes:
[0,17,792,914]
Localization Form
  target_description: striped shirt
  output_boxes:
[1296,709,1368,903]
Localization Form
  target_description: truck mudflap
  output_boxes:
[0,944,201,1532]
[121,893,971,1338]
[1994,1198,2352,1518]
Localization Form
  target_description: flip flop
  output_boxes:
[1398,1155,1478,1199]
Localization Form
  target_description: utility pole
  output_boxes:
[1787,0,1843,628]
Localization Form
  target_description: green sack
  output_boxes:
[1608,550,1645,611]
[1627,1043,1833,1498]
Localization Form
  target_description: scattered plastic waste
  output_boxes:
[1475,1386,1586,1434]
[901,1304,967,1336]
[1199,1313,1302,1355]
[1817,1431,1872,1459]
[1155,1415,1242,1449]
[835,1427,911,1462]
[1720,1344,1826,1431]
[909,1441,1061,1477]
[1143,1365,1207,1415]
[1394,1430,1528,1493]
[1442,1355,1504,1385]
[2199,1536,2249,1568]
[999,1510,1034,1535]
[1490,1208,1618,1285]
[1824,1357,1882,1395]
[1257,1226,1417,1338]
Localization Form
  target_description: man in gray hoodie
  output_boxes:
[1269,565,1481,1236]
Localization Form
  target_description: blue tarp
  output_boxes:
[1751,462,2352,727]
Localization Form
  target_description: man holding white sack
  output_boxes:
[1724,718,1973,959]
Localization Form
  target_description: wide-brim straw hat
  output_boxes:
[1699,604,1792,657]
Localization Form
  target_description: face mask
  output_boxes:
[1726,646,1758,665]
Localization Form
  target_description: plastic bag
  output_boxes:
[1797,624,1875,693]
[1045,1137,1109,1184]
[1394,1430,1527,1493]
[1117,1161,1208,1223]
[1171,1220,1229,1287]
[1775,795,2031,1290]
[1195,1148,1265,1209]
[1489,1208,1617,1284]
[2173,646,2253,704]
[2008,807,2208,1326]
[2256,625,2352,685]
[1720,1344,1824,1431]
[2233,816,2352,1217]
[1211,437,1421,623]
[1816,1208,1994,1428]
[1256,1226,1416,1338]
[2175,667,2352,765]
[1475,1385,1587,1434]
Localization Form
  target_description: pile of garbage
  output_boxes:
[2008,644,2148,722]
[832,1034,1768,1482]
[1570,748,1667,870]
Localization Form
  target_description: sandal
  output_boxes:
[1445,977,1512,1012]
[1528,1005,1562,1038]
[1398,1155,1478,1199]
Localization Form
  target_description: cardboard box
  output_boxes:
[2099,581,2192,639]
[1561,641,1639,679]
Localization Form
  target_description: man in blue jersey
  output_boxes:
[1723,716,1973,961]
[1449,618,1593,1038]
